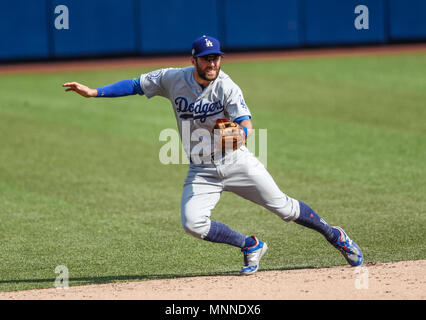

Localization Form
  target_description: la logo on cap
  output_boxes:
[192,35,224,57]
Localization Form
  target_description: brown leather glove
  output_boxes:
[212,118,246,153]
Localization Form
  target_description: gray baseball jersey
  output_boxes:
[139,66,300,239]
[139,66,250,162]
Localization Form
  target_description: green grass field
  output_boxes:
[1,52,425,292]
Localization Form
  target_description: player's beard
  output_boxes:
[195,60,221,82]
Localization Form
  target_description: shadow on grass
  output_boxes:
[0,265,319,290]
[0,271,232,286]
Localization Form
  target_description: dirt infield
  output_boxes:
[1,260,425,300]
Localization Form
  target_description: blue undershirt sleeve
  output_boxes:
[96,78,144,97]
[132,78,144,95]
[234,115,251,137]
[234,115,251,124]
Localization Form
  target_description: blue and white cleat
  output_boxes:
[240,236,268,275]
[330,226,364,267]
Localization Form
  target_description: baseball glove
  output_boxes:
[212,118,246,153]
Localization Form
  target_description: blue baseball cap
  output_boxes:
[191,35,224,57]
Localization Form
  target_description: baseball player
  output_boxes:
[63,35,363,275]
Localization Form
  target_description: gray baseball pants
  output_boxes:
[181,146,301,239]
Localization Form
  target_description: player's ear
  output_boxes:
[191,57,196,66]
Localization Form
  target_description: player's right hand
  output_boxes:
[62,82,98,98]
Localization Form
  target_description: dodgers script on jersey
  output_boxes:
[139,66,251,163]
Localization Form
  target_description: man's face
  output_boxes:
[193,54,222,82]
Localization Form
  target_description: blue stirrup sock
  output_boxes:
[205,203,339,247]
[205,221,254,248]
[295,201,340,242]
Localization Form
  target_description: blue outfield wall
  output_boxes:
[303,0,387,45]
[52,0,136,57]
[389,0,426,40]
[0,1,50,59]
[0,0,425,61]
[222,0,302,49]
[138,0,219,54]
